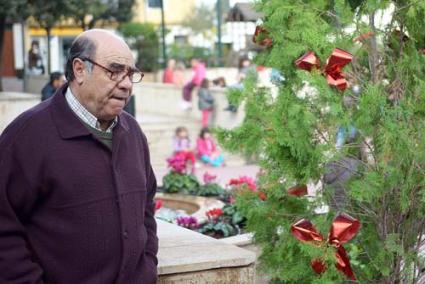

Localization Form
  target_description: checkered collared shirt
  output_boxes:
[65,87,118,133]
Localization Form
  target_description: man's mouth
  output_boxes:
[111,96,127,102]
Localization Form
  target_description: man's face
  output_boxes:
[80,44,135,122]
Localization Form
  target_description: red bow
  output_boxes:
[291,213,360,280]
[295,48,353,91]
[253,26,273,47]
[287,184,308,197]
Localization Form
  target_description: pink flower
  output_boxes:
[203,172,217,184]
[155,200,163,211]
[166,153,187,174]
[176,216,198,229]
[228,176,257,191]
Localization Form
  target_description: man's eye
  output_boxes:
[111,71,123,77]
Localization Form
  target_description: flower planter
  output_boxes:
[155,193,225,223]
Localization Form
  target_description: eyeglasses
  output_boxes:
[80,57,144,83]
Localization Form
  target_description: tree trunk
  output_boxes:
[0,17,6,92]
[368,12,379,84]
[46,27,51,74]
[88,18,96,29]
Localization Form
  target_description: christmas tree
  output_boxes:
[217,1,425,283]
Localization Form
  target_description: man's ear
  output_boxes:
[73,58,86,84]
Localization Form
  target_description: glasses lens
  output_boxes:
[131,72,143,83]
[110,72,120,81]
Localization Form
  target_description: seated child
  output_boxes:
[196,127,224,167]
[172,126,196,169]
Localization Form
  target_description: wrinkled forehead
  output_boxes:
[93,38,135,68]
[102,54,136,70]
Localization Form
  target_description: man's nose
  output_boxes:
[117,74,133,90]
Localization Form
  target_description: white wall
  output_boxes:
[133,82,245,129]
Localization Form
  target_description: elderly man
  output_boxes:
[0,30,158,283]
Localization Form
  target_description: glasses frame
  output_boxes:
[80,57,144,83]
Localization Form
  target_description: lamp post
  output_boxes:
[21,20,27,92]
[148,0,167,68]
[160,0,167,68]
[216,0,223,67]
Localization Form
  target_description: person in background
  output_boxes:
[172,126,197,170]
[0,29,158,284]
[212,77,226,88]
[181,58,206,110]
[198,78,214,128]
[163,58,176,84]
[173,61,186,88]
[196,127,224,167]
[28,40,44,75]
[224,57,256,112]
[41,71,66,101]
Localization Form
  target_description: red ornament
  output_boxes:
[295,48,353,91]
[253,26,273,47]
[258,191,267,201]
[311,259,327,274]
[291,213,360,280]
[353,31,374,42]
[287,184,308,197]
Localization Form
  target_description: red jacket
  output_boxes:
[0,84,158,284]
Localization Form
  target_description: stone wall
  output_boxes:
[0,92,40,132]
[0,83,245,133]
[158,264,255,284]
[133,82,245,129]
[157,220,256,283]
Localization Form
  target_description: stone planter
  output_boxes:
[155,192,224,223]
[157,220,256,284]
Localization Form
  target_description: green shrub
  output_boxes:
[162,172,199,194]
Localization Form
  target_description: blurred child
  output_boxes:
[163,58,176,84]
[196,127,224,167]
[212,77,226,87]
[181,58,206,110]
[198,79,214,127]
[172,126,196,169]
[173,61,186,88]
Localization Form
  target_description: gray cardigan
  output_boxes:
[198,88,214,110]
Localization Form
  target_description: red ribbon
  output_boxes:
[253,26,273,47]
[287,184,308,197]
[291,213,360,280]
[295,48,353,91]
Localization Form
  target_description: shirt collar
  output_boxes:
[65,87,118,133]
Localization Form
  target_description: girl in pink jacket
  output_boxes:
[181,59,206,109]
[196,128,224,167]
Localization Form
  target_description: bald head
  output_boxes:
[65,29,132,82]
[79,29,132,54]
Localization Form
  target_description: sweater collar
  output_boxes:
[50,83,129,139]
